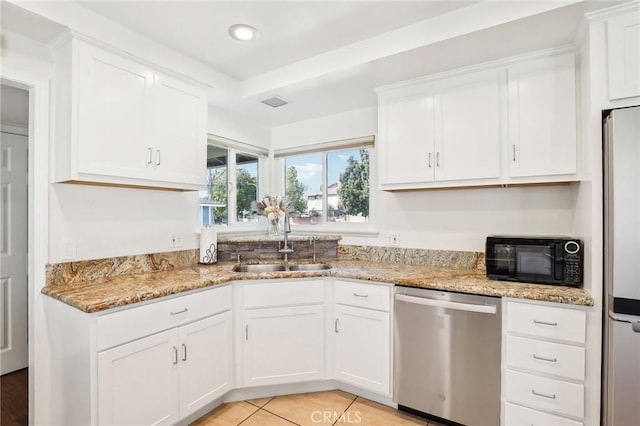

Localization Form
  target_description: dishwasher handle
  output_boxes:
[395,293,497,314]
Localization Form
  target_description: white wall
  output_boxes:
[271,106,376,149]
[271,106,579,252]
[208,106,270,148]
[48,185,200,262]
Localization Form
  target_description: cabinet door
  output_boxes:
[433,70,501,182]
[243,305,324,386]
[507,53,576,178]
[154,73,207,186]
[77,42,154,179]
[334,305,390,395]
[608,12,640,100]
[379,92,434,186]
[178,311,233,419]
[98,329,179,426]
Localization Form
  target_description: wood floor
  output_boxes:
[1,368,28,426]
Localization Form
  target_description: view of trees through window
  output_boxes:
[200,144,259,226]
[284,148,370,225]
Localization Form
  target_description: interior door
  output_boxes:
[0,131,28,375]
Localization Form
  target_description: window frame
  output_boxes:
[201,136,269,233]
[273,137,378,236]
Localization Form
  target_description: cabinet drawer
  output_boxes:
[505,370,584,419]
[506,335,585,381]
[505,403,583,426]
[243,280,324,308]
[507,302,586,344]
[97,285,231,350]
[335,280,391,311]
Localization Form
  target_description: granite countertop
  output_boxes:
[42,259,594,313]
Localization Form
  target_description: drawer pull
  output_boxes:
[533,319,558,327]
[245,325,249,341]
[532,354,557,363]
[172,346,178,365]
[170,308,188,316]
[353,293,369,298]
[335,318,339,333]
[531,389,556,400]
[182,344,187,362]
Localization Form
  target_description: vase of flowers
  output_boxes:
[253,196,288,237]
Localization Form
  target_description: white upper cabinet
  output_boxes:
[378,69,501,189]
[378,91,434,186]
[53,36,207,190]
[607,11,640,100]
[507,53,577,178]
[376,49,578,190]
[433,70,501,182]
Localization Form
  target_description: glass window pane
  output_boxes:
[200,145,228,226]
[285,153,322,225]
[327,148,369,223]
[236,152,259,222]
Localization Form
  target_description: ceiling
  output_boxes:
[1,1,626,127]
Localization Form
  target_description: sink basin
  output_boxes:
[232,263,332,273]
[287,263,333,271]
[232,264,287,273]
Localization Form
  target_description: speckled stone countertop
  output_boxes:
[42,259,594,313]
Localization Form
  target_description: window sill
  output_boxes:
[213,224,379,238]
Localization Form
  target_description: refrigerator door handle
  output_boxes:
[609,311,640,332]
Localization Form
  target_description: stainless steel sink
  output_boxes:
[287,263,332,271]
[232,263,332,273]
[232,264,287,273]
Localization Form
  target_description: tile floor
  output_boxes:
[190,390,444,426]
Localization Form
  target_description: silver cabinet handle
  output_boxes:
[353,293,369,298]
[335,318,339,333]
[156,149,161,165]
[512,144,517,162]
[428,153,432,168]
[182,344,187,362]
[533,319,558,326]
[532,354,557,363]
[436,152,440,167]
[531,389,556,399]
[172,346,178,364]
[146,147,153,164]
[245,325,249,341]
[170,308,188,316]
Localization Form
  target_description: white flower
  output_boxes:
[267,212,275,220]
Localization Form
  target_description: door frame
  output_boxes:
[1,67,51,425]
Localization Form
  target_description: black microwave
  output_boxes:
[486,236,583,286]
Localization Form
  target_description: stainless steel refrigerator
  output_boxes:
[603,105,640,426]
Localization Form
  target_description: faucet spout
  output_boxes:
[278,211,294,268]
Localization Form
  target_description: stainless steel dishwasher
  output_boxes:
[394,287,501,426]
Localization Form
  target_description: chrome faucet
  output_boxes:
[278,211,294,268]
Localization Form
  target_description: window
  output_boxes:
[278,137,374,226]
[200,137,266,227]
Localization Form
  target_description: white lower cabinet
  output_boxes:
[333,280,391,396]
[98,329,179,426]
[505,402,583,426]
[243,305,325,386]
[98,310,233,425]
[502,299,587,426]
[46,285,233,426]
[239,279,326,387]
[334,304,390,394]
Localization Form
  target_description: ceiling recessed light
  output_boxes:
[228,24,258,42]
